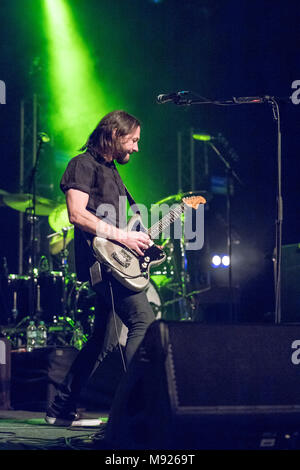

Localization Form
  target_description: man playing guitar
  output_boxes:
[45,110,155,426]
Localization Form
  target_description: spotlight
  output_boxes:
[193,133,213,142]
[222,255,230,267]
[211,255,221,267]
[38,132,50,143]
[211,254,231,268]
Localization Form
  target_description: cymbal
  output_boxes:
[3,193,58,216]
[0,189,9,207]
[48,228,74,255]
[48,204,71,232]
[154,190,211,206]
[0,189,9,195]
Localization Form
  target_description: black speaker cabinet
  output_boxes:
[104,320,300,450]
[281,243,300,322]
[10,346,79,411]
[0,337,11,409]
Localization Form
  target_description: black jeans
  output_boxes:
[48,275,155,415]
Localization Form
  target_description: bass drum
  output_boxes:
[118,280,162,346]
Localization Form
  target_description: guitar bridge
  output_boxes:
[111,249,132,268]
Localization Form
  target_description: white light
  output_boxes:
[222,255,230,267]
[211,255,221,267]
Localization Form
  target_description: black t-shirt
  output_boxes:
[60,151,128,281]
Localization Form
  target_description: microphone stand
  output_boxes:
[269,98,282,324]
[27,136,45,320]
[165,91,284,324]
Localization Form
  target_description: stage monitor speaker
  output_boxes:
[281,243,300,322]
[104,320,300,450]
[10,346,79,411]
[0,337,11,409]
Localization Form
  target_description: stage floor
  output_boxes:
[0,409,109,450]
[1,408,300,457]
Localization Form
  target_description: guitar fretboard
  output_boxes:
[148,203,184,239]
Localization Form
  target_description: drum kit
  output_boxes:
[0,188,209,348]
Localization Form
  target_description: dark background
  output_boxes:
[0,0,299,323]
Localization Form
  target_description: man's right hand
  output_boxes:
[117,230,151,256]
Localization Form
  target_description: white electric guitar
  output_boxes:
[92,195,206,292]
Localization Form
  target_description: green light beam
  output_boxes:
[43,0,112,153]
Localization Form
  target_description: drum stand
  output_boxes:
[155,229,195,321]
[25,207,40,323]
[58,227,70,318]
[179,225,192,320]
[25,134,47,322]
[22,135,74,340]
[47,227,74,329]
[161,210,209,321]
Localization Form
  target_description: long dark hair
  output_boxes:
[80,110,140,158]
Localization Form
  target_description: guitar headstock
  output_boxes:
[182,195,206,209]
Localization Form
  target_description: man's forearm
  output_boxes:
[69,208,125,240]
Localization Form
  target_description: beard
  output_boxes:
[115,151,130,164]
[114,142,130,164]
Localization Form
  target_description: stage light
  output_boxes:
[192,133,212,142]
[211,254,231,268]
[38,132,51,143]
[211,255,222,267]
[222,255,230,267]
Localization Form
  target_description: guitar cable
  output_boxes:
[108,279,127,373]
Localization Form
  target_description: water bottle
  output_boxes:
[71,321,84,350]
[36,320,48,348]
[26,321,37,352]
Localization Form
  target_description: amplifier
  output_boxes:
[0,337,11,409]
[105,320,300,449]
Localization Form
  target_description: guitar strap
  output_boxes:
[123,184,141,215]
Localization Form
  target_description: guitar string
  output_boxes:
[148,203,184,239]
[150,208,183,238]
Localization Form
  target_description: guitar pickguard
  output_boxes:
[139,244,166,274]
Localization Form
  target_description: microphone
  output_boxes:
[157,92,277,106]
[156,91,189,104]
[38,132,50,143]
[232,96,271,104]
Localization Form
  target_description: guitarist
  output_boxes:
[45,110,155,426]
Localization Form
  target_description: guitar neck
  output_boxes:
[148,202,184,239]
